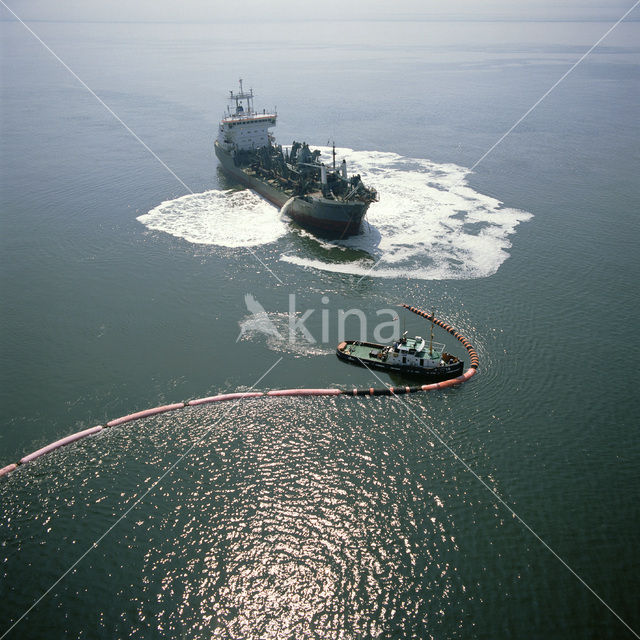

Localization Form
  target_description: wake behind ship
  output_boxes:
[214,81,378,237]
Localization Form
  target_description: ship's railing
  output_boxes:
[222,113,277,124]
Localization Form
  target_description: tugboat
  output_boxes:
[336,317,464,381]
[214,80,378,237]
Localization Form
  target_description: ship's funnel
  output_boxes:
[341,159,347,179]
[321,163,327,185]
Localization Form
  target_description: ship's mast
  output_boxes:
[229,78,255,116]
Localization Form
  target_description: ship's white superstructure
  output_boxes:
[217,79,276,152]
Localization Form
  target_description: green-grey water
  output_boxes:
[1,15,639,640]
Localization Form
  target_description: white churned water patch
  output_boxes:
[139,148,532,279]
[281,147,533,280]
[138,189,288,248]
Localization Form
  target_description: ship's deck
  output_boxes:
[341,343,385,362]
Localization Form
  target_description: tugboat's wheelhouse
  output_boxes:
[388,336,446,369]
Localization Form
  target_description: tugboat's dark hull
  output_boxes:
[215,141,368,237]
[336,340,464,381]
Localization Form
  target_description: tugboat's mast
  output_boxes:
[429,312,434,357]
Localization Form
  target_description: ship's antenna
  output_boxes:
[332,141,336,171]
[429,310,434,357]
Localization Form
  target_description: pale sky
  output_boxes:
[1,0,638,23]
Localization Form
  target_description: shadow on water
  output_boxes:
[333,353,467,386]
[216,165,381,263]
[388,369,464,386]
[286,221,381,263]
[215,166,246,192]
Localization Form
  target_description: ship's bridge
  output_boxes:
[217,79,277,152]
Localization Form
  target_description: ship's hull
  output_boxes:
[336,340,464,381]
[215,142,368,236]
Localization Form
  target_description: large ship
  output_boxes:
[214,81,378,237]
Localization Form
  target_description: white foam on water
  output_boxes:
[137,189,287,248]
[281,147,533,280]
[139,149,532,279]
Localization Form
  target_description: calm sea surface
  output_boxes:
[1,17,639,639]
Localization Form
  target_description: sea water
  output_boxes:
[1,15,639,640]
